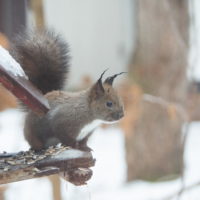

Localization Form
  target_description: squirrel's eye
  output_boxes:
[106,101,113,108]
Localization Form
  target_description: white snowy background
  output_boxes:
[0,109,200,200]
[1,0,200,199]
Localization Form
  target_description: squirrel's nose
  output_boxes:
[118,111,124,119]
[112,111,124,120]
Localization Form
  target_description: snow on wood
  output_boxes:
[0,46,27,78]
[53,149,91,160]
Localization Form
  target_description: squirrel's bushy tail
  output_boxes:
[10,29,70,94]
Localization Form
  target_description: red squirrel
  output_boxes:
[10,30,124,151]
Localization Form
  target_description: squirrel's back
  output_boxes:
[10,30,70,94]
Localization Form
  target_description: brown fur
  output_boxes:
[25,81,124,150]
[10,30,70,94]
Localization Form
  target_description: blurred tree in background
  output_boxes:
[124,0,189,181]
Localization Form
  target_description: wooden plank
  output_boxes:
[0,145,95,185]
[0,64,50,114]
[0,46,50,115]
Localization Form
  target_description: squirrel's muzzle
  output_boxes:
[111,111,124,120]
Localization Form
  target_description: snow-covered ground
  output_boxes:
[0,109,200,200]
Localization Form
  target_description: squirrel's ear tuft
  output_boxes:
[97,69,108,92]
[90,69,108,100]
[104,72,127,86]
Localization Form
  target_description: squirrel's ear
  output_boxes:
[97,69,108,92]
[104,72,127,86]
[90,69,107,99]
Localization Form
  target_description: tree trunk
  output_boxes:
[125,0,189,181]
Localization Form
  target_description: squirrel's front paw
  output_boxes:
[79,145,93,152]
[74,142,93,152]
